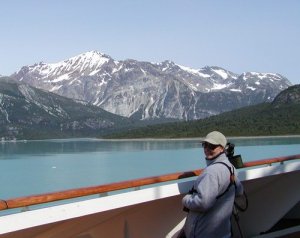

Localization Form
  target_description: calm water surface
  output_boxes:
[0,137,299,199]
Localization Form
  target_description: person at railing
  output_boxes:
[181,131,244,238]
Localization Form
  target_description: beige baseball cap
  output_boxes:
[202,131,227,148]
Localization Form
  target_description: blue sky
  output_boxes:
[1,0,299,84]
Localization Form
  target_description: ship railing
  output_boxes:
[0,154,299,212]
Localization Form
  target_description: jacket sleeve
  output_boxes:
[182,172,219,212]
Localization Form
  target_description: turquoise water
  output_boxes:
[0,137,299,199]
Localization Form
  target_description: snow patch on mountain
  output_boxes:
[197,70,211,78]
[230,89,242,92]
[177,64,201,76]
[212,68,228,79]
[212,83,228,90]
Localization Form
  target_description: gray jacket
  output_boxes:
[182,153,244,238]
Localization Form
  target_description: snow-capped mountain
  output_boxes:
[11,51,292,120]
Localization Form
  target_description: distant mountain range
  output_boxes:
[0,51,296,139]
[10,51,292,121]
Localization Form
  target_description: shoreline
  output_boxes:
[3,135,300,143]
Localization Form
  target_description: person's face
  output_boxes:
[202,142,224,159]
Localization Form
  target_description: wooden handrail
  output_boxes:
[0,170,203,211]
[0,154,299,211]
[242,154,300,167]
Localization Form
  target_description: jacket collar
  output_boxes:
[205,152,227,166]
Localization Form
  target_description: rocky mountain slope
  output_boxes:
[11,51,292,120]
[105,84,300,138]
[0,77,131,140]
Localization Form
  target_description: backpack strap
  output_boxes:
[214,162,236,199]
[213,162,248,238]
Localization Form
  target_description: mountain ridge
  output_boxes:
[272,84,300,105]
[0,77,132,140]
[10,51,292,121]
